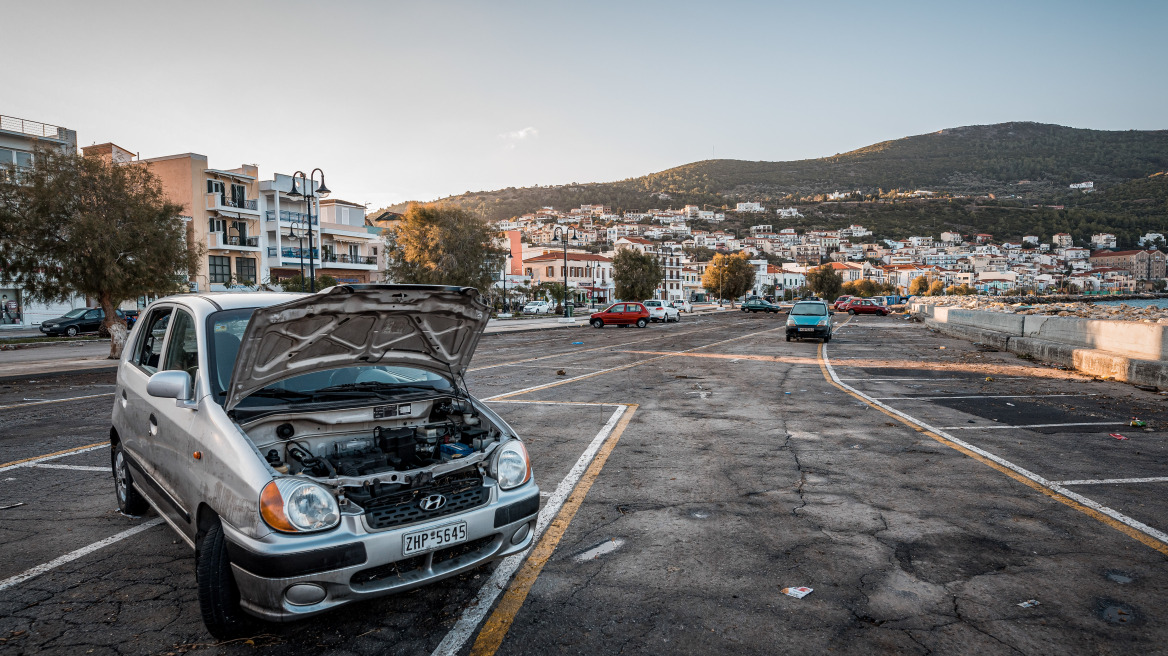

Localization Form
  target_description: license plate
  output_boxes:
[402,521,467,556]
[798,327,814,332]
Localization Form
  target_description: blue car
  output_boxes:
[785,300,833,342]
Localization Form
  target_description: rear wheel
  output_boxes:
[636,318,648,328]
[591,319,604,329]
[112,443,148,516]
[197,518,249,639]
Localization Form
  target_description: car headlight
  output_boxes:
[491,439,531,490]
[260,479,340,533]
[817,319,828,326]
[786,319,796,326]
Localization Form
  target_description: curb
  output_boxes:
[0,339,104,351]
[0,364,119,384]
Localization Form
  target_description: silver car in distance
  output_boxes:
[109,285,539,637]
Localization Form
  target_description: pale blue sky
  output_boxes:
[4,1,1165,208]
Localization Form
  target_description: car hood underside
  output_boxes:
[224,285,489,411]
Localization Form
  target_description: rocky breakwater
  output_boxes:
[913,297,1168,324]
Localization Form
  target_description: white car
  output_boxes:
[669,300,693,313]
[641,300,680,323]
[522,300,552,315]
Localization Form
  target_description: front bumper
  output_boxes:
[39,325,63,335]
[787,325,830,337]
[223,481,540,622]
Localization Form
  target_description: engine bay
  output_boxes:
[244,395,505,506]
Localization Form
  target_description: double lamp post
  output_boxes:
[552,226,578,319]
[285,168,330,292]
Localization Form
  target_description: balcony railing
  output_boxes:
[281,247,319,259]
[264,209,317,224]
[0,114,69,139]
[206,193,258,212]
[322,254,377,265]
[209,233,259,249]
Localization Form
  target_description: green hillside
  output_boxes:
[377,122,1168,243]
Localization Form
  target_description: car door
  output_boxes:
[142,307,202,529]
[117,305,173,519]
[82,309,101,332]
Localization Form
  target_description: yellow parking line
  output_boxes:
[0,442,106,470]
[469,405,638,656]
[816,342,1168,557]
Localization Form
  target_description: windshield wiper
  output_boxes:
[246,388,317,400]
[313,382,438,395]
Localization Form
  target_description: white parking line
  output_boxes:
[821,348,1168,552]
[0,518,163,592]
[874,394,1097,400]
[0,392,114,411]
[1059,477,1168,486]
[431,404,629,656]
[937,422,1128,430]
[31,464,108,472]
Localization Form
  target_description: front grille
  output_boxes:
[349,536,498,588]
[362,475,489,531]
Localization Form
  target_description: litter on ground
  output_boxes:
[1018,600,1041,608]
[781,586,813,599]
[1110,433,1129,440]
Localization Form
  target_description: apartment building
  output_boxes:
[523,252,614,304]
[1,114,83,328]
[317,199,379,283]
[135,153,261,291]
[1089,249,1167,280]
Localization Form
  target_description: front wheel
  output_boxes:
[197,518,249,639]
[848,309,856,315]
[785,335,791,342]
[824,335,832,343]
[66,326,79,337]
[636,318,648,328]
[591,319,604,329]
[112,443,149,516]
[674,314,681,322]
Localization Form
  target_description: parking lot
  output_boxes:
[1,310,1166,655]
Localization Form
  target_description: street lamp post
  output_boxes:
[502,251,513,316]
[552,227,577,319]
[287,169,331,292]
[287,223,305,282]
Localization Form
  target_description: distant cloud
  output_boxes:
[500,126,539,140]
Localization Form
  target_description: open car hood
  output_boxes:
[224,285,489,411]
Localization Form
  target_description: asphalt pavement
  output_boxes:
[1,311,1165,655]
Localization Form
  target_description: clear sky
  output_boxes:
[4,0,1165,209]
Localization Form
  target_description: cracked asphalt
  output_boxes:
[1,311,1166,655]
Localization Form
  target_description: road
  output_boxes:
[0,311,1165,654]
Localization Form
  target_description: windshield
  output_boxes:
[64,308,88,318]
[791,303,827,316]
[206,308,452,408]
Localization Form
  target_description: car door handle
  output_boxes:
[148,413,158,435]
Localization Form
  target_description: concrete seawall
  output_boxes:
[911,304,1168,390]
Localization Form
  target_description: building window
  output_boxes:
[525,267,533,277]
[209,256,231,283]
[546,266,554,277]
[235,257,256,284]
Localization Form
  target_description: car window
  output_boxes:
[85,309,100,320]
[644,301,659,307]
[791,303,827,316]
[133,308,172,374]
[162,310,199,379]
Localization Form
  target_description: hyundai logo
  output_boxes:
[419,494,447,511]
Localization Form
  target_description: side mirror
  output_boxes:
[147,370,192,402]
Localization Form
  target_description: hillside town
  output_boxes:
[483,202,1168,306]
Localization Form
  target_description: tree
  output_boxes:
[275,273,339,292]
[385,203,504,291]
[805,265,843,301]
[927,279,945,296]
[701,252,755,307]
[908,276,930,296]
[0,147,199,358]
[612,249,664,301]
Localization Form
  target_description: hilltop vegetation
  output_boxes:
[376,122,1168,245]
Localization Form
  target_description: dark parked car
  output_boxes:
[40,307,126,337]
[741,298,780,313]
[590,302,650,328]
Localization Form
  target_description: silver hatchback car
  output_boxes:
[110,285,539,637]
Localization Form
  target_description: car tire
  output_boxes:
[785,335,791,342]
[675,314,681,322]
[824,335,832,343]
[66,326,79,337]
[636,318,648,328]
[197,518,249,639]
[848,309,856,315]
[112,443,149,516]
[591,319,604,329]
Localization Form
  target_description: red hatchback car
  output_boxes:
[842,298,890,315]
[590,302,650,328]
